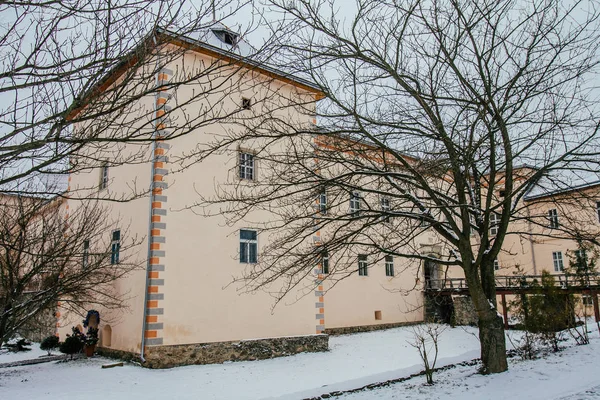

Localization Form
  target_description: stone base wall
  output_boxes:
[325,321,421,336]
[96,346,141,363]
[452,295,478,326]
[141,334,329,369]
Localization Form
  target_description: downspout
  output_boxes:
[526,205,538,275]
[140,35,161,363]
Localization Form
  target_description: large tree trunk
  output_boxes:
[464,260,508,374]
[477,306,508,374]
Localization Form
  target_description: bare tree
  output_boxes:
[0,192,141,345]
[190,0,600,374]
[409,323,445,384]
[0,0,258,197]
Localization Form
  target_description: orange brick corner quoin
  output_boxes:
[142,66,172,349]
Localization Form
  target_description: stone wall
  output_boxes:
[452,295,478,326]
[325,321,421,335]
[140,334,329,369]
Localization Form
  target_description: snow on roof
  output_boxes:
[524,162,600,200]
[158,22,321,92]
[179,21,257,58]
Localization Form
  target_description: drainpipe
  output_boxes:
[140,35,161,363]
[526,206,538,275]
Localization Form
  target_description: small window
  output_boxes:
[358,254,368,276]
[111,230,120,265]
[239,152,255,180]
[321,249,329,274]
[83,240,90,268]
[99,163,109,190]
[350,192,361,216]
[318,188,327,215]
[212,29,239,46]
[385,255,394,277]
[548,209,559,229]
[241,97,252,110]
[552,251,564,272]
[583,295,594,306]
[499,190,506,198]
[493,258,499,271]
[381,197,391,223]
[573,249,588,271]
[489,213,500,236]
[596,201,600,223]
[240,229,257,264]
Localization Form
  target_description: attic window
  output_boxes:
[212,29,238,46]
[242,97,251,110]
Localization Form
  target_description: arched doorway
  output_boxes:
[102,325,112,347]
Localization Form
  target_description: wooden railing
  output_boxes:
[425,273,600,291]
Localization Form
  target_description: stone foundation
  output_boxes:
[141,334,329,369]
[325,321,421,335]
[452,295,478,326]
[96,346,141,363]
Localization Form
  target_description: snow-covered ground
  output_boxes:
[0,325,598,400]
[339,334,600,400]
[0,325,480,399]
[0,343,58,364]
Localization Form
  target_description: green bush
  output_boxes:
[40,335,59,355]
[59,327,84,360]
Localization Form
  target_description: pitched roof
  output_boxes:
[67,22,324,120]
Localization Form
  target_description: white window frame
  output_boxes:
[239,152,255,180]
[573,249,588,270]
[240,229,258,264]
[489,213,500,236]
[385,255,394,277]
[111,230,120,265]
[381,197,391,223]
[99,163,109,190]
[321,249,329,274]
[358,254,368,276]
[548,209,559,229]
[318,188,327,215]
[349,192,361,216]
[553,251,564,272]
[493,258,499,271]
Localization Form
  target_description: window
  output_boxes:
[240,229,257,263]
[212,29,239,46]
[552,251,564,272]
[111,230,120,265]
[239,152,255,180]
[385,255,394,277]
[241,97,252,110]
[99,163,109,190]
[573,249,588,271]
[493,258,499,271]
[499,190,506,198]
[349,192,361,216]
[583,295,594,306]
[318,188,327,215]
[489,213,500,236]
[321,250,329,274]
[597,201,600,223]
[83,240,90,268]
[548,209,559,229]
[381,197,391,223]
[358,254,368,276]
